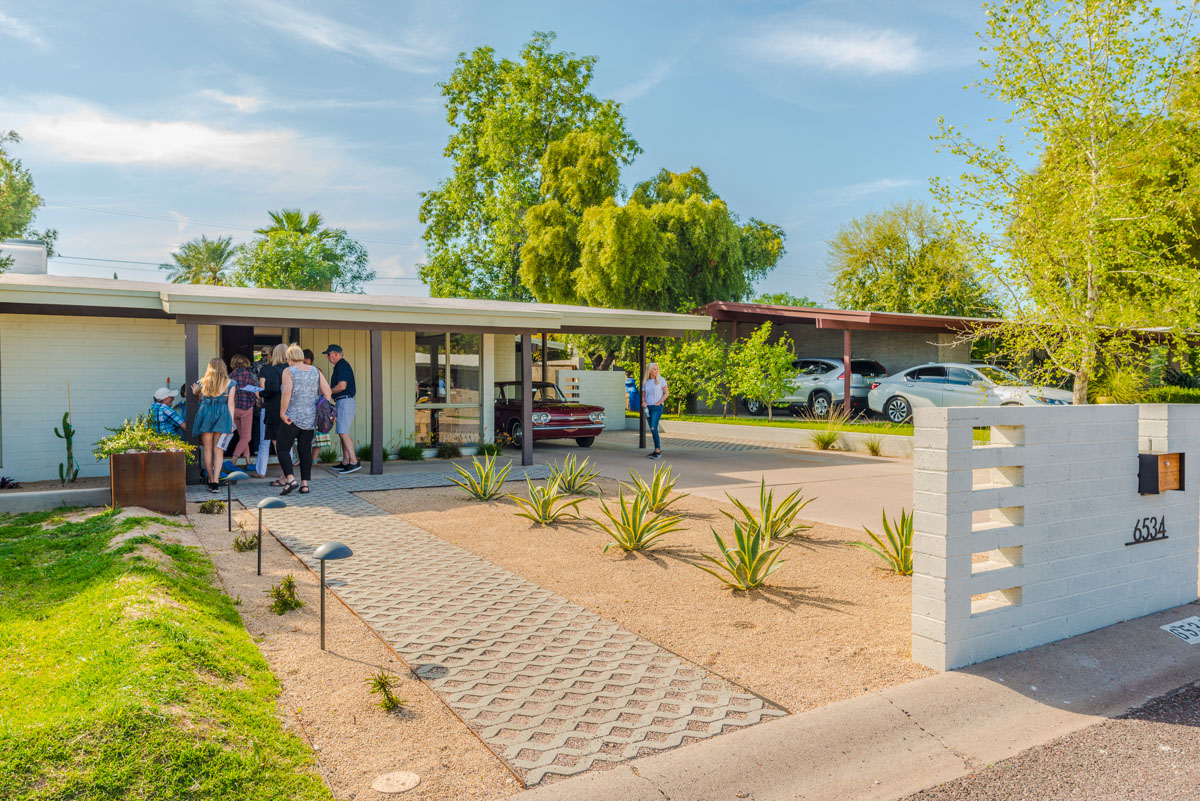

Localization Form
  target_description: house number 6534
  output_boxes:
[1127,515,1168,546]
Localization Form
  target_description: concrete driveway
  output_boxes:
[532,429,914,532]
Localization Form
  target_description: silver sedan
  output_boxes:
[867,363,1072,423]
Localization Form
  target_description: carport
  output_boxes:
[695,302,997,413]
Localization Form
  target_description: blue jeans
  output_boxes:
[646,404,663,451]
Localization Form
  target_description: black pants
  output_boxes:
[275,422,314,481]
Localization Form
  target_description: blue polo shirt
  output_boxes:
[331,359,355,400]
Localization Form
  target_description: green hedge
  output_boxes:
[1142,387,1200,403]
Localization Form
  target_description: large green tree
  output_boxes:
[752,291,822,307]
[419,32,640,300]
[160,234,237,285]
[0,131,56,271]
[826,200,998,316]
[934,0,1200,403]
[234,209,375,293]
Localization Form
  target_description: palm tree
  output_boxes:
[160,235,237,285]
[255,209,325,236]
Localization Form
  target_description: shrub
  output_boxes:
[1142,386,1200,404]
[1089,366,1145,404]
[436,441,463,459]
[476,442,503,457]
[198,499,226,514]
[367,669,405,712]
[549,453,600,495]
[267,574,304,614]
[625,464,687,513]
[450,454,512,501]
[0,476,19,489]
[592,487,685,552]
[509,479,584,525]
[864,435,884,456]
[849,508,913,575]
[396,444,425,461]
[722,478,812,539]
[317,447,340,464]
[695,520,790,590]
[232,531,257,552]
[811,429,841,450]
[356,443,372,461]
[93,418,197,463]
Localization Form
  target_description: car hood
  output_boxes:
[994,385,1073,402]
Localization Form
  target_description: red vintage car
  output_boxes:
[493,381,606,448]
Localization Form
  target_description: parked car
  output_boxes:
[867,363,1073,423]
[741,358,889,418]
[494,381,606,448]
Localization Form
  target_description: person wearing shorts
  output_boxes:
[324,344,360,474]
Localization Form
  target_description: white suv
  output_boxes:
[741,357,889,418]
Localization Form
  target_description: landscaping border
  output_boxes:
[0,486,111,514]
[658,418,913,458]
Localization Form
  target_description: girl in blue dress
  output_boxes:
[192,357,236,492]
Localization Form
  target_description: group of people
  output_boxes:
[148,342,361,495]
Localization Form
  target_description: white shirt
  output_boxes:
[643,377,667,406]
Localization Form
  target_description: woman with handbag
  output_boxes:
[276,343,334,495]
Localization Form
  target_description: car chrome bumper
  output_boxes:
[531,424,604,436]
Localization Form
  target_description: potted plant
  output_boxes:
[94,418,196,515]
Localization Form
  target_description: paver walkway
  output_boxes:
[196,468,785,786]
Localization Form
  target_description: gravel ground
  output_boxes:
[188,502,518,801]
[357,478,931,714]
[905,681,1200,801]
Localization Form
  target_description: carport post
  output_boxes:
[521,333,533,467]
[843,328,852,416]
[541,331,548,381]
[184,323,201,485]
[730,321,739,417]
[638,335,647,449]
[370,329,383,475]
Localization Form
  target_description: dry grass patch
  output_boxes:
[358,478,932,713]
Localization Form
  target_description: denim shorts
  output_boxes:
[335,397,356,434]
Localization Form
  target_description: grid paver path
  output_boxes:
[196,467,786,785]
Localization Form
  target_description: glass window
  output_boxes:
[532,384,565,402]
[946,367,981,385]
[850,360,888,377]
[415,332,446,403]
[448,333,480,404]
[414,406,481,446]
[908,366,947,382]
[494,385,507,402]
[976,365,1023,386]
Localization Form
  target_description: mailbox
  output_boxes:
[1138,452,1184,494]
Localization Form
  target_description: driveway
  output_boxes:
[534,428,914,532]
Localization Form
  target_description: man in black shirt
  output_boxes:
[323,344,360,473]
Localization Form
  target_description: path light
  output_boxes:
[224,470,248,531]
[255,497,287,576]
[313,541,353,651]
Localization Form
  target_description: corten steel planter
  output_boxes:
[109,451,186,515]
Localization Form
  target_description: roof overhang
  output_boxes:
[696,301,998,333]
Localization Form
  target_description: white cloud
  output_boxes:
[0,11,45,47]
[198,88,433,114]
[200,90,263,113]
[167,210,191,232]
[233,0,446,72]
[2,96,325,171]
[612,62,673,103]
[829,178,917,206]
[745,21,927,75]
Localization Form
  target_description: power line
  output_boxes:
[48,255,422,283]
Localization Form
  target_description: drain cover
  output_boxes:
[414,664,448,679]
[372,771,421,793]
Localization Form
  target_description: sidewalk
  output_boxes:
[507,601,1200,801]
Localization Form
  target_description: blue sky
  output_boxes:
[0,0,1000,303]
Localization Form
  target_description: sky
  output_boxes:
[0,0,1004,304]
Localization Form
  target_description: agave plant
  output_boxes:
[592,487,686,552]
[509,478,585,525]
[723,478,813,539]
[548,453,600,495]
[625,464,687,513]
[450,453,512,501]
[849,508,913,575]
[696,520,790,590]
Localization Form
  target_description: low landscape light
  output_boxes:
[313,541,353,651]
[224,470,249,531]
[255,497,286,576]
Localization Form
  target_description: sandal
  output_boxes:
[280,481,298,496]
[269,479,286,487]
[298,485,310,494]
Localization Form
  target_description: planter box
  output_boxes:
[110,451,186,515]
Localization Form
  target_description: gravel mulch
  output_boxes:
[904,681,1200,801]
[357,477,932,714]
[188,502,518,801]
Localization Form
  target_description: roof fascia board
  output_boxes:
[0,281,163,312]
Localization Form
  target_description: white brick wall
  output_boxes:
[912,404,1200,671]
[1,314,189,480]
[559,369,629,431]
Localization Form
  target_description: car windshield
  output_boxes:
[851,360,887,377]
[976,366,1024,386]
[531,384,566,402]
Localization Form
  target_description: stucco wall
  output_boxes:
[912,404,1200,671]
[777,325,969,374]
[559,369,629,431]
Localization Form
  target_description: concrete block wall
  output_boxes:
[912,404,1200,671]
[559,369,629,431]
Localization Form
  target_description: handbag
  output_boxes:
[315,396,336,434]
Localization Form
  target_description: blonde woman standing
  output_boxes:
[192,357,236,492]
[641,362,669,459]
[276,343,333,495]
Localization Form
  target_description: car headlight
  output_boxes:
[531,411,551,424]
[588,411,605,423]
[1033,396,1067,405]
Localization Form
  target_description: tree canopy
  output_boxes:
[0,131,56,270]
[233,209,375,293]
[751,291,822,308]
[419,32,640,300]
[826,200,998,317]
[934,0,1200,403]
[160,235,236,285]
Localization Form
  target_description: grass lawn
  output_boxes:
[0,508,332,801]
[625,410,915,436]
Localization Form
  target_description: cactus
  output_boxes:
[54,411,79,485]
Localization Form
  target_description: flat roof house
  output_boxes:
[0,274,708,481]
